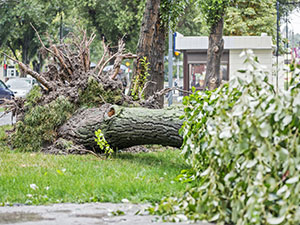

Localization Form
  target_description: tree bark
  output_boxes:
[204,17,224,90]
[58,104,183,150]
[145,15,166,108]
[129,0,161,96]
[135,0,160,63]
[21,32,32,77]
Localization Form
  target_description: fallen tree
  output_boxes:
[58,104,183,150]
[1,30,184,154]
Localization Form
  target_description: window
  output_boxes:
[189,63,228,90]
[189,64,206,89]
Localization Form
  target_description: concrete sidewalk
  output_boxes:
[0,203,211,225]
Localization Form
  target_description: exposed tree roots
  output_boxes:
[1,31,184,155]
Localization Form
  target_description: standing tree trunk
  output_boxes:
[58,104,183,150]
[21,44,29,76]
[204,17,224,90]
[129,0,160,97]
[145,15,166,108]
[21,33,32,76]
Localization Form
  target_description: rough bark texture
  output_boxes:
[146,15,166,108]
[204,17,224,90]
[135,0,160,61]
[59,104,183,150]
[129,0,160,95]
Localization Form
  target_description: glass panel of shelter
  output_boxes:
[189,63,228,90]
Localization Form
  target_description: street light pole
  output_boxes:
[168,24,173,106]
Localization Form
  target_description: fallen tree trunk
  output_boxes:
[59,104,184,150]
[2,31,183,154]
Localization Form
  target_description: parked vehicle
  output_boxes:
[0,80,14,103]
[5,78,32,98]
[23,76,39,86]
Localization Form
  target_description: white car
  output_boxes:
[5,78,33,98]
[23,76,39,86]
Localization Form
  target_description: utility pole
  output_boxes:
[276,0,279,92]
[286,12,288,50]
[286,11,289,90]
[177,57,180,82]
[168,26,173,106]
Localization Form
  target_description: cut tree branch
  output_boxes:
[52,45,73,76]
[30,23,56,57]
[93,38,109,73]
[98,52,118,76]
[110,39,126,80]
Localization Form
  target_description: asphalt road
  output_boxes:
[0,112,15,126]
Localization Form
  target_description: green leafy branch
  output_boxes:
[150,50,300,224]
[94,129,113,157]
[131,56,150,101]
[198,0,230,28]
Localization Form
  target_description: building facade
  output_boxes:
[175,33,273,92]
[0,61,18,82]
[0,66,3,81]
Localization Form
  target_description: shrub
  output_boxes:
[150,50,300,225]
[11,97,74,152]
[24,85,43,108]
[10,75,125,152]
[79,77,123,107]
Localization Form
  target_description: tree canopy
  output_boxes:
[76,0,145,53]
[0,0,75,71]
[224,0,276,37]
[2,0,297,74]
[197,0,230,29]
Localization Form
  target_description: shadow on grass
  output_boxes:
[113,148,189,171]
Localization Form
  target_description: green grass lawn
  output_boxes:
[0,108,4,112]
[0,126,189,206]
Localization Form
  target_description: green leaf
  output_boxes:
[282,115,292,127]
[266,216,285,225]
[259,122,272,138]
[209,213,220,221]
[277,185,288,195]
[153,48,300,224]
[219,127,232,139]
[286,176,299,184]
